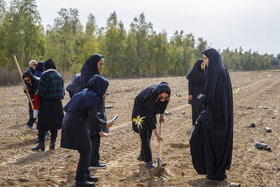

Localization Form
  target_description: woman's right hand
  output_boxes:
[99,131,112,138]
[106,120,114,128]
[156,134,163,143]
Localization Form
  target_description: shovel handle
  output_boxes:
[158,122,162,166]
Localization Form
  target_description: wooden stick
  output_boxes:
[13,54,34,109]
[157,122,162,166]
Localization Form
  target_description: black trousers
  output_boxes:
[191,104,203,125]
[76,148,91,181]
[27,103,36,126]
[90,132,100,165]
[139,124,153,163]
[38,130,57,142]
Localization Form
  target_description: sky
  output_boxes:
[34,0,280,55]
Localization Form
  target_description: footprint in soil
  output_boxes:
[170,143,190,148]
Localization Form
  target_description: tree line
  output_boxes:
[0,0,278,80]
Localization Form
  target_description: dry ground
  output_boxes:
[0,70,279,187]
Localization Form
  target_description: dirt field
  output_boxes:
[0,70,279,187]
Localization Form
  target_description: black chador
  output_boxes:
[190,48,233,181]
[187,59,206,125]
[132,82,171,168]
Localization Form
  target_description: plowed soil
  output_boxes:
[0,70,279,187]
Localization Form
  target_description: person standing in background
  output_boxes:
[187,59,206,125]
[27,60,37,75]
[32,59,64,151]
[22,71,39,130]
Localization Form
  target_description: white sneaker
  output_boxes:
[25,124,35,130]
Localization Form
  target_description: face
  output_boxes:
[103,89,108,99]
[97,58,104,73]
[158,93,169,102]
[200,62,205,70]
[24,77,31,84]
[203,54,209,67]
[30,62,37,69]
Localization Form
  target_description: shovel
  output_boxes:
[157,122,164,167]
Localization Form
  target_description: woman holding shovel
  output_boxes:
[132,82,171,168]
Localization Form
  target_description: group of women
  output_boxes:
[22,48,233,186]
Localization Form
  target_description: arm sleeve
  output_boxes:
[188,80,193,95]
[36,74,49,97]
[143,97,157,129]
[87,106,107,133]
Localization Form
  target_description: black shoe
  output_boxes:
[75,180,95,187]
[85,175,99,182]
[32,142,45,151]
[49,140,55,150]
[137,155,145,162]
[89,162,107,170]
[99,161,107,166]
[147,161,155,169]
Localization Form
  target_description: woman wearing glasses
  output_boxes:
[132,82,171,168]
[22,71,39,130]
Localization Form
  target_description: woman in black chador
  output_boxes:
[61,75,113,187]
[132,82,171,168]
[190,48,233,181]
[187,59,206,125]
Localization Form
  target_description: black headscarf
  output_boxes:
[44,59,56,70]
[63,75,109,112]
[22,71,35,88]
[22,71,38,95]
[143,81,171,101]
[202,48,228,108]
[35,61,44,72]
[80,54,103,88]
[187,59,205,83]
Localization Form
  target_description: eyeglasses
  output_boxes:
[24,78,31,82]
[158,95,170,101]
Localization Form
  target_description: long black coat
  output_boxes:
[61,75,108,150]
[190,48,233,181]
[132,82,171,133]
[187,59,206,105]
[61,107,106,150]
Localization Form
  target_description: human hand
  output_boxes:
[106,120,114,128]
[99,132,112,138]
[156,134,163,143]
[189,95,193,101]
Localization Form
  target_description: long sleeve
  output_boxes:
[87,106,107,133]
[188,80,193,95]
[143,97,157,129]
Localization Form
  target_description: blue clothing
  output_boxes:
[64,75,109,112]
[27,67,35,75]
[34,61,44,78]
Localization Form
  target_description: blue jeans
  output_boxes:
[27,103,36,126]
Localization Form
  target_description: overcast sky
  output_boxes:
[34,0,279,55]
